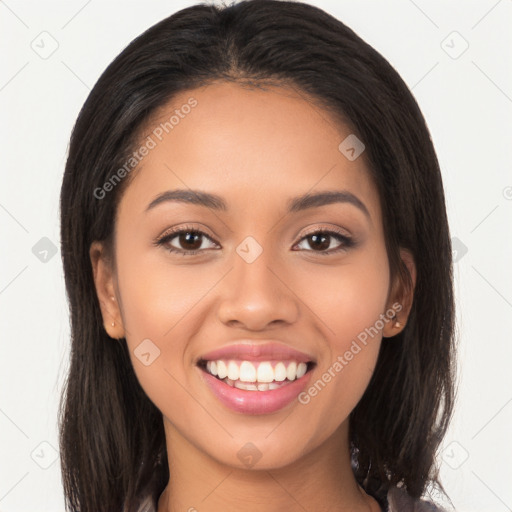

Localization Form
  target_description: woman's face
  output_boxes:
[92,81,412,470]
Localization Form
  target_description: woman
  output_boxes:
[58,1,456,510]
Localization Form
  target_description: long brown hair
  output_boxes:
[59,1,456,510]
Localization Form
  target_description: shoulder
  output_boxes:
[387,486,447,512]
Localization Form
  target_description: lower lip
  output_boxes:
[198,366,314,415]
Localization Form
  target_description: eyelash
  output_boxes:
[154,224,355,256]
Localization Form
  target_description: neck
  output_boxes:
[157,419,380,512]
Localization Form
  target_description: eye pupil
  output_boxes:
[309,233,330,251]
[180,232,202,250]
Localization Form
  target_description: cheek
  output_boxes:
[115,242,220,341]
[303,248,390,345]
[296,249,390,416]
[113,242,223,392]
[114,252,216,416]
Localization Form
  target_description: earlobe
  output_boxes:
[89,241,125,339]
[383,248,417,338]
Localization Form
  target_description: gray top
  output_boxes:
[136,485,446,511]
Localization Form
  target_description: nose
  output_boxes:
[216,246,300,331]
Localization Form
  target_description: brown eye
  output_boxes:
[294,230,354,255]
[175,231,203,251]
[306,233,331,251]
[155,228,218,255]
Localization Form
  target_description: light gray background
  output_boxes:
[1,1,511,510]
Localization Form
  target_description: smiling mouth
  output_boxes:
[197,359,317,391]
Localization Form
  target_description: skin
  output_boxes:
[90,81,416,512]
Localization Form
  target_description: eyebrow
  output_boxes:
[145,188,371,220]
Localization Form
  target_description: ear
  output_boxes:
[383,248,416,338]
[89,241,125,339]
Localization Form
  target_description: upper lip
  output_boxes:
[197,341,316,364]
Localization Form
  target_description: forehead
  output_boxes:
[118,81,381,224]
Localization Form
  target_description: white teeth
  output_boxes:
[274,362,287,382]
[239,361,256,382]
[216,360,227,379]
[257,362,274,383]
[296,362,307,379]
[234,380,258,391]
[203,359,309,384]
[206,360,217,376]
[286,361,297,381]
[229,379,288,391]
[227,361,239,380]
